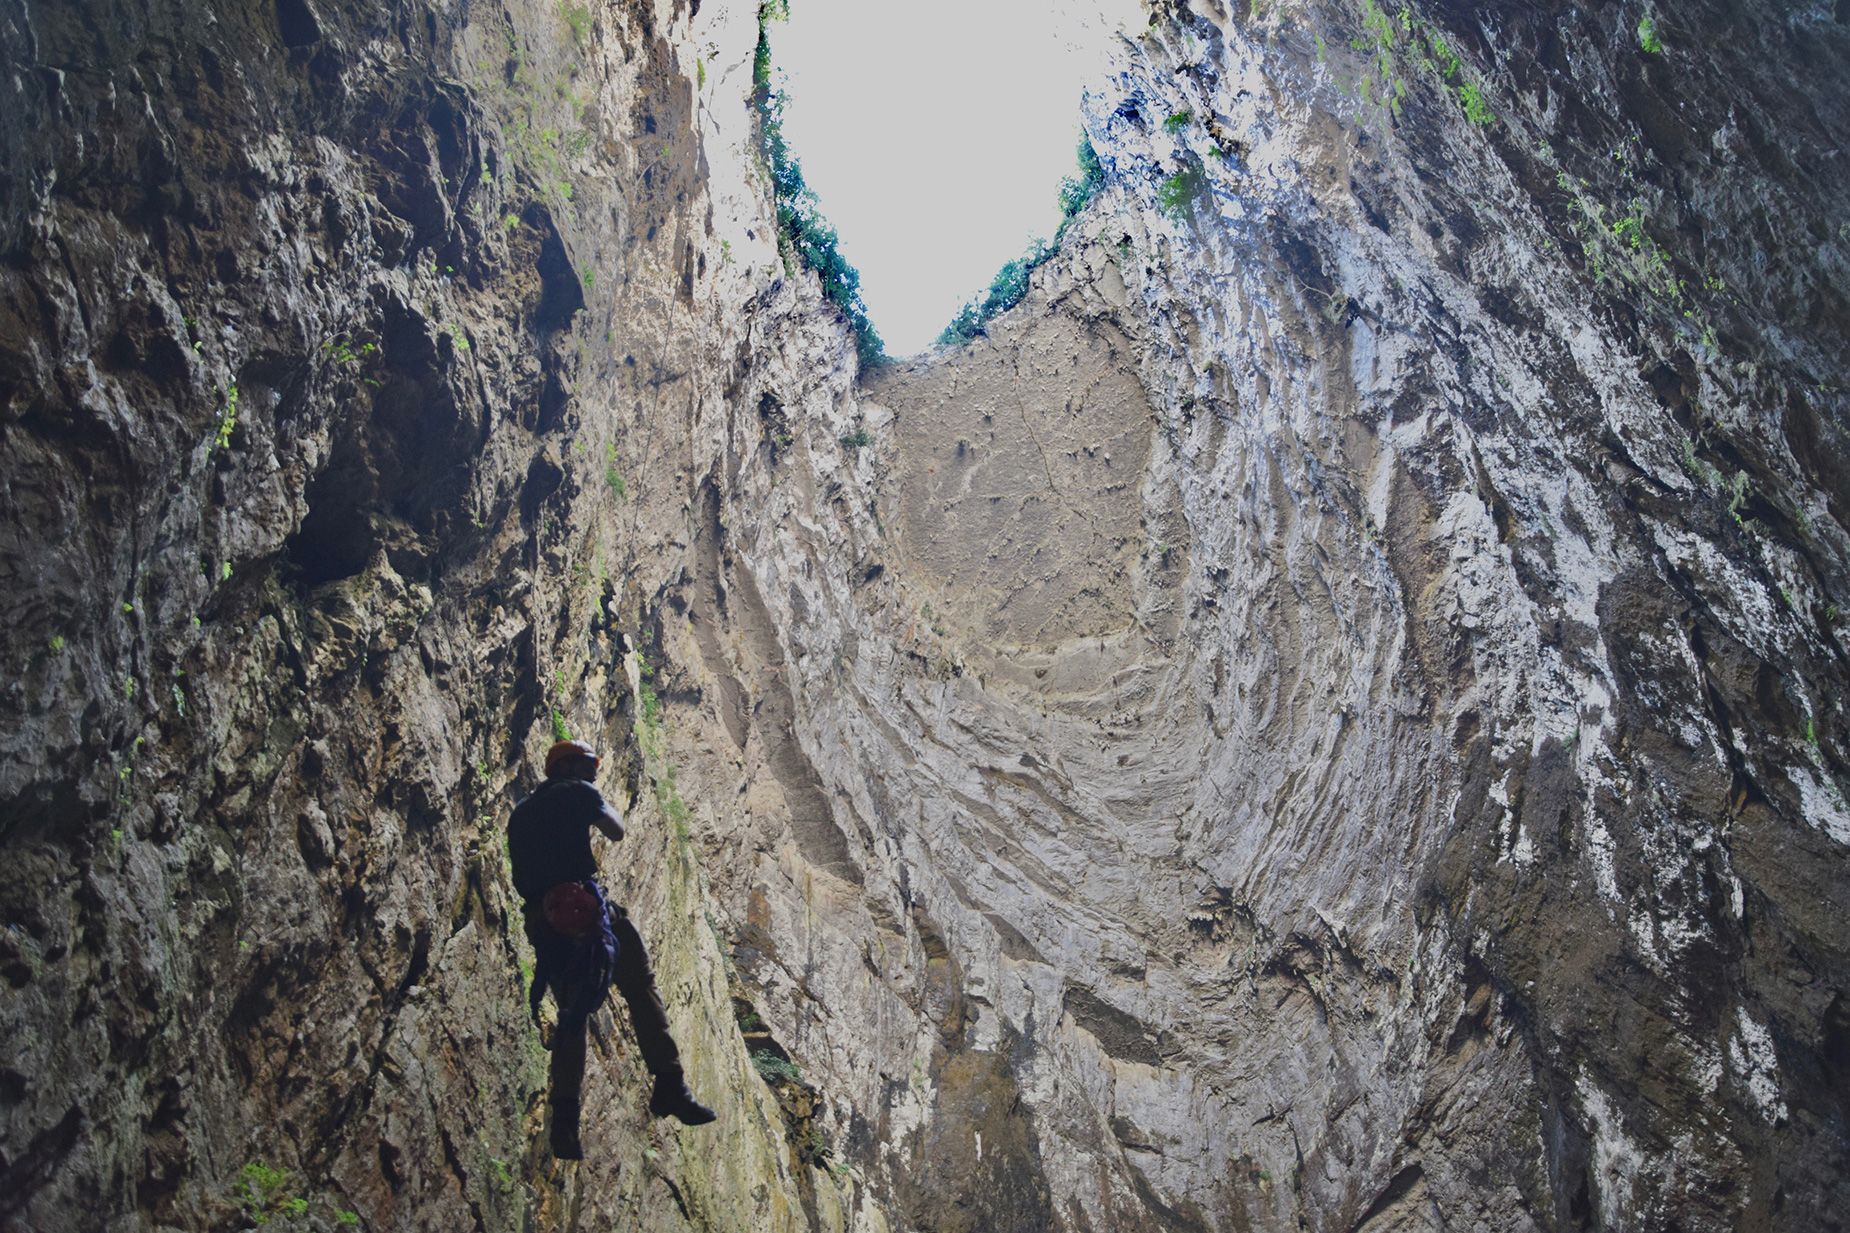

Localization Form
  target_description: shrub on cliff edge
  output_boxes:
[937,135,1106,347]
[753,3,885,369]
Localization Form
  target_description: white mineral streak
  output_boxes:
[1579,1077,1645,1230]
[1727,1008,1787,1125]
[1786,763,1850,846]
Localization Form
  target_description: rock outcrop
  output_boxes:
[1,0,1845,1231]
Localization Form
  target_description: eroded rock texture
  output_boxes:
[0,0,844,1228]
[1,0,1846,1230]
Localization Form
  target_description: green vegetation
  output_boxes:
[628,654,695,846]
[213,385,239,452]
[1637,14,1662,53]
[1678,438,1763,534]
[655,761,692,840]
[603,442,626,499]
[1162,109,1193,134]
[1727,470,1751,528]
[799,1124,834,1166]
[1319,287,1353,324]
[938,242,1051,346]
[754,2,884,368]
[1680,436,1724,491]
[48,634,64,653]
[1556,165,1722,354]
[938,136,1106,346]
[549,707,571,742]
[323,337,377,365]
[837,427,872,450]
[1458,81,1493,125]
[1058,135,1105,221]
[559,3,592,47]
[1611,213,1644,250]
[480,14,594,212]
[1345,0,1495,126]
[752,1049,801,1084]
[236,1162,308,1225]
[1158,164,1207,217]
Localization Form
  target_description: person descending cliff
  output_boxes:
[507,739,716,1158]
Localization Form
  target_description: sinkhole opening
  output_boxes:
[759,0,1139,360]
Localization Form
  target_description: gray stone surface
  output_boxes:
[1,0,1846,1230]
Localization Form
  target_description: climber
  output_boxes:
[507,738,716,1159]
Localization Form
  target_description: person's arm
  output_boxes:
[592,799,625,842]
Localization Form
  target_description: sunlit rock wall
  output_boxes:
[2,0,1846,1230]
[685,2,1850,1230]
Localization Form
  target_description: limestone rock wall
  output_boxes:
[2,0,1847,1231]
[675,3,1850,1230]
[0,0,862,1228]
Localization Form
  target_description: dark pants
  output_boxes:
[527,890,684,1141]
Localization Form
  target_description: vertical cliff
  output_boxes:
[0,0,865,1227]
[694,3,1850,1228]
[2,0,1846,1231]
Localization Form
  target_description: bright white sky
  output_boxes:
[770,0,1141,356]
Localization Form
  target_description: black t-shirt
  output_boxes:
[506,778,622,903]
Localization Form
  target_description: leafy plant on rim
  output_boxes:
[938,135,1107,346]
[754,2,885,368]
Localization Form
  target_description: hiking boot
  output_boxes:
[550,1103,584,1159]
[550,1120,584,1160]
[649,1071,717,1126]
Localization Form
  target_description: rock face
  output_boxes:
[2,0,1846,1231]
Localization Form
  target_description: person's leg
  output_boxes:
[607,904,683,1075]
[607,904,715,1125]
[545,929,615,1159]
[523,908,556,1024]
[548,1015,588,1158]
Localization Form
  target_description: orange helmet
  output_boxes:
[544,739,599,779]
